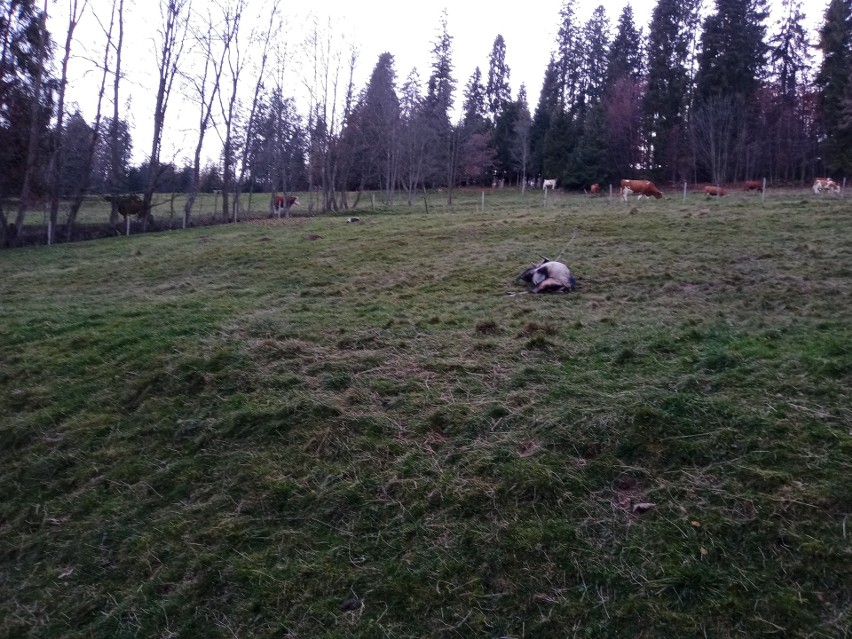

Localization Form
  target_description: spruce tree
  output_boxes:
[694,0,769,103]
[770,0,811,103]
[579,5,610,110]
[766,0,814,181]
[462,67,488,129]
[460,67,492,185]
[486,35,511,121]
[511,85,533,189]
[529,58,561,180]
[816,0,852,173]
[606,4,643,86]
[692,0,768,181]
[643,0,701,180]
[555,0,583,111]
[602,5,644,182]
[426,11,463,198]
[352,53,400,196]
[424,10,456,188]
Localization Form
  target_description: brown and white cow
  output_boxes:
[743,180,763,192]
[704,185,726,197]
[274,194,300,212]
[620,179,663,202]
[590,183,600,195]
[813,178,839,194]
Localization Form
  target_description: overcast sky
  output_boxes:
[53,0,827,166]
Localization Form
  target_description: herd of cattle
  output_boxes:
[101,176,839,221]
[542,177,842,200]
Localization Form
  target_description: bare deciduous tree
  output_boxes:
[211,0,248,223]
[47,0,87,244]
[108,0,125,228]
[302,15,356,213]
[142,0,190,231]
[398,69,427,205]
[182,1,232,227]
[64,0,116,241]
[232,0,281,222]
[690,95,744,184]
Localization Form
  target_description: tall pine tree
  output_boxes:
[606,4,643,86]
[529,58,561,180]
[770,0,812,103]
[462,67,488,129]
[602,5,645,182]
[424,10,458,195]
[459,66,493,185]
[766,0,814,181]
[816,0,852,174]
[643,0,701,181]
[555,0,583,112]
[579,5,610,111]
[486,35,511,121]
[694,0,769,103]
[693,0,769,182]
[350,53,400,197]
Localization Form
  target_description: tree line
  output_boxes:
[1,0,851,245]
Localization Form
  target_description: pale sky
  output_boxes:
[52,0,826,167]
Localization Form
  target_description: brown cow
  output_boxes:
[813,178,839,194]
[743,180,763,192]
[590,183,600,195]
[274,194,300,212]
[104,194,145,217]
[620,179,663,202]
[704,185,726,197]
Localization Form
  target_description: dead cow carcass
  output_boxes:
[517,259,577,293]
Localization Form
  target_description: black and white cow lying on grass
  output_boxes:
[516,259,577,293]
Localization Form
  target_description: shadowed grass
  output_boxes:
[1,190,850,638]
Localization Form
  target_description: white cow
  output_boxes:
[542,178,557,190]
[813,178,840,194]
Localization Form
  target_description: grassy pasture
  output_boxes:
[1,190,850,638]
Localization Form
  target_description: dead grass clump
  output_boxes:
[520,321,557,336]
[475,320,499,334]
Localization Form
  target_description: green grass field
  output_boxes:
[1,190,850,638]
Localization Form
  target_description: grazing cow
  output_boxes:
[542,178,557,190]
[274,194,300,212]
[743,180,763,192]
[590,183,600,195]
[704,185,727,197]
[813,178,839,194]
[620,179,663,202]
[517,259,577,294]
[104,194,145,217]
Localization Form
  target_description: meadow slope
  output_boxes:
[1,191,850,638]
